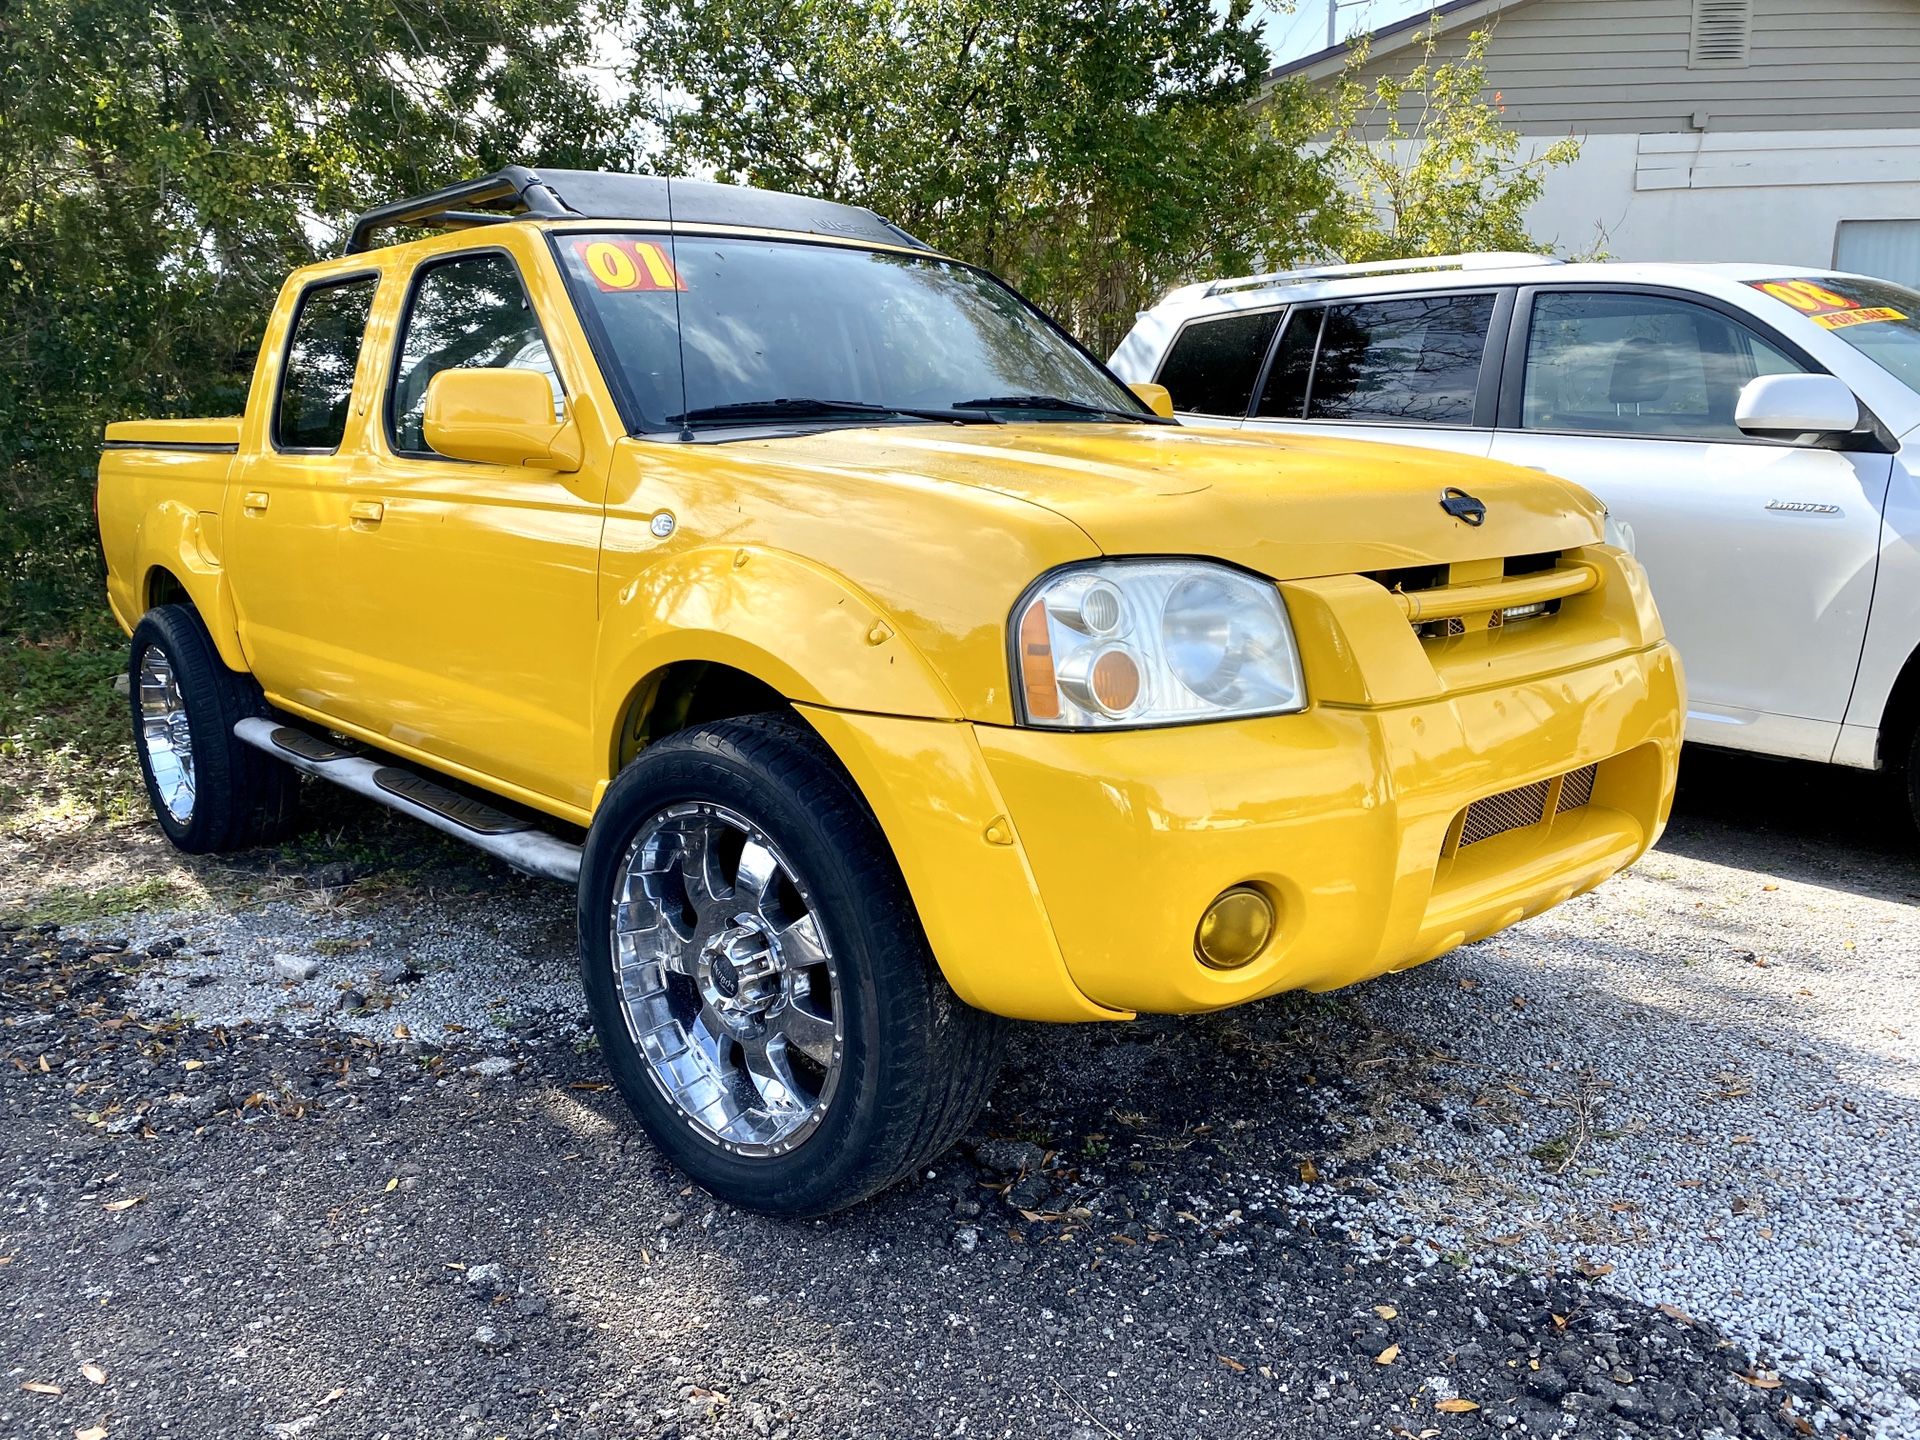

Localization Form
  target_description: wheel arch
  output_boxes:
[1878,636,1920,772]
[134,501,249,672]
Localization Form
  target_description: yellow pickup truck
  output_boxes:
[97,167,1681,1213]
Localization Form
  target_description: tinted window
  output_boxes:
[275,278,376,451]
[1522,292,1807,440]
[1306,293,1494,424]
[558,233,1144,432]
[390,252,561,456]
[1154,310,1282,417]
[1254,309,1320,418]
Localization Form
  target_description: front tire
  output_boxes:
[577,712,1006,1215]
[129,605,299,854]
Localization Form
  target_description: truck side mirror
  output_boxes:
[1734,374,1859,441]
[423,368,583,472]
[1129,381,1175,418]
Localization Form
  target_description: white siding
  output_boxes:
[1326,0,1920,136]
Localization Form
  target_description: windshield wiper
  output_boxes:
[672,397,999,426]
[953,394,1154,422]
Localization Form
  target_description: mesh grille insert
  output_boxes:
[1455,764,1600,850]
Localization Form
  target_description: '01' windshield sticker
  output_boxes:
[575,239,687,293]
[1747,278,1906,329]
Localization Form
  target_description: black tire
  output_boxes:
[1905,721,1920,839]
[577,712,1007,1216]
[128,604,299,854]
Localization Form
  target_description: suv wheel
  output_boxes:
[578,713,1006,1215]
[129,605,299,853]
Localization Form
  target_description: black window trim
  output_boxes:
[382,243,569,464]
[543,226,1163,441]
[1241,286,1514,429]
[270,270,381,456]
[1496,281,1893,453]
[1152,304,1289,419]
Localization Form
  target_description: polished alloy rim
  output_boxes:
[610,803,844,1156]
[138,649,196,824]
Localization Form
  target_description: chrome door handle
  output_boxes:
[348,500,385,527]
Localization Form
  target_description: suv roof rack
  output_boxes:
[343,166,928,256]
[1201,251,1564,298]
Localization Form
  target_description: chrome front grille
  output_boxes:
[1452,764,1599,852]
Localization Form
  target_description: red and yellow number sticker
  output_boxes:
[575,239,686,293]
[1747,278,1906,330]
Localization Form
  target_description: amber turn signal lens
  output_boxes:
[1195,886,1275,969]
[1089,648,1141,714]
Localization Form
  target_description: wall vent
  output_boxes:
[1689,0,1752,68]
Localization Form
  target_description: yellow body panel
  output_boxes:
[96,215,1686,1023]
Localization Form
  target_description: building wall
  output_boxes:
[1517,128,1920,278]
[1327,0,1920,136]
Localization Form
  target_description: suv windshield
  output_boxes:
[555,232,1150,434]
[1748,275,1920,395]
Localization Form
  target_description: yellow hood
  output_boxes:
[742,422,1603,579]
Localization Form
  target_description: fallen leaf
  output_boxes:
[1574,1257,1614,1278]
[77,1428,109,1440]
[38,1054,50,1073]
[1373,1304,1399,1320]
[181,1059,203,1071]
[322,1388,345,1405]
[567,1082,611,1091]
[1218,1355,1246,1372]
[1375,1344,1401,1366]
[392,1023,412,1040]
[102,1197,142,1213]
[22,1380,62,1395]
[1435,1398,1480,1413]
[1737,1374,1783,1390]
[81,1362,106,1385]
[1298,1158,1320,1184]
[1732,1135,1755,1145]
[383,1177,398,1193]
[1657,1303,1695,1325]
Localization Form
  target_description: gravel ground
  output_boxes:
[1,747,1914,1439]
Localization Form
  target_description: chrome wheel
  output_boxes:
[138,649,196,824]
[610,803,844,1157]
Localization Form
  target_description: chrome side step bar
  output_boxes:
[233,717,582,883]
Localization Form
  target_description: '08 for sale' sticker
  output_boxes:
[575,238,686,293]
[1747,278,1906,330]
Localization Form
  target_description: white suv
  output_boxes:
[1112,254,1920,828]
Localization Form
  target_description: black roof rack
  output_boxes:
[342,166,928,256]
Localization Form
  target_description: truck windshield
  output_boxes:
[1748,275,1920,396]
[554,231,1151,434]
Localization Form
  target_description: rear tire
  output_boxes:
[577,712,1006,1216]
[129,605,299,854]
[1904,721,1920,839]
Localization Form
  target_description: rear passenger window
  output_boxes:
[1304,294,1495,425]
[1522,292,1808,440]
[1154,310,1281,417]
[390,252,562,456]
[1254,309,1321,419]
[275,277,377,452]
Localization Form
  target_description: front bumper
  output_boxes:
[805,637,1680,1021]
[976,641,1681,1013]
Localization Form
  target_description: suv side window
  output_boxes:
[1154,309,1282,417]
[1521,291,1806,441]
[275,276,378,452]
[1300,293,1495,425]
[389,252,563,457]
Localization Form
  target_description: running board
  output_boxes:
[233,717,582,883]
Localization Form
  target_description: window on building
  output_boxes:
[1521,291,1807,440]
[390,252,563,456]
[274,277,377,452]
[1153,309,1283,417]
[1834,219,1920,290]
[1297,293,1496,425]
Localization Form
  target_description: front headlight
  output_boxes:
[1012,560,1306,728]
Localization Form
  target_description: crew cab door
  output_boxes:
[226,271,382,694]
[327,245,606,814]
[1487,286,1895,762]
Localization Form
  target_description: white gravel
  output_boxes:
[1296,825,1920,1437]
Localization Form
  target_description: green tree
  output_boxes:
[618,0,1342,355]
[1311,19,1580,261]
[0,0,625,630]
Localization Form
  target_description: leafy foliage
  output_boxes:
[1314,21,1581,262]
[0,0,625,629]
[619,0,1343,355]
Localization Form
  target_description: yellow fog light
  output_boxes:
[1195,886,1276,970]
